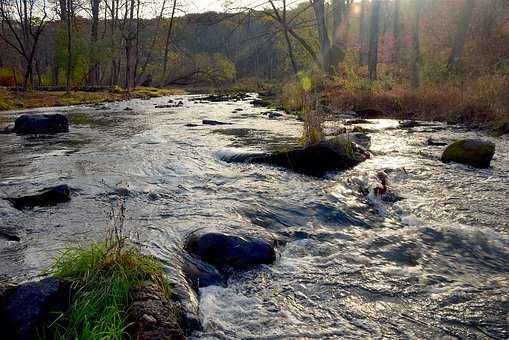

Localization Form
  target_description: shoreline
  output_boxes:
[0,86,187,113]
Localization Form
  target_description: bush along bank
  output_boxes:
[269,74,509,134]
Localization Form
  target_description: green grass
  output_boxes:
[50,243,170,340]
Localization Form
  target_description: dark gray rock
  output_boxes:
[250,99,270,107]
[344,118,372,125]
[426,138,448,146]
[182,254,225,290]
[185,230,276,269]
[202,119,231,126]
[0,278,70,340]
[441,139,495,168]
[6,184,71,210]
[14,114,69,134]
[399,120,420,128]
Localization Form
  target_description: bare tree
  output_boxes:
[310,0,331,74]
[447,0,475,73]
[65,0,73,91]
[392,0,401,64]
[367,0,381,80]
[410,0,423,88]
[358,0,368,65]
[0,0,49,89]
[310,0,352,75]
[265,0,298,74]
[161,0,177,85]
[89,0,100,84]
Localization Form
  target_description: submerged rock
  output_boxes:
[185,230,276,269]
[441,139,495,168]
[250,99,270,107]
[0,278,70,340]
[399,120,420,128]
[6,184,71,210]
[202,119,231,126]
[426,138,448,146]
[0,124,14,134]
[182,254,225,290]
[496,122,509,135]
[14,114,69,134]
[198,93,248,102]
[0,228,20,241]
[344,118,372,125]
[221,138,369,176]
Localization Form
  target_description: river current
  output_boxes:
[0,94,508,339]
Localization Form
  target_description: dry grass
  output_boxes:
[321,75,509,128]
[0,86,185,112]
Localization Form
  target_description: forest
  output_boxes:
[1,0,508,127]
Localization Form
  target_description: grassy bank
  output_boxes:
[0,87,185,112]
[50,242,171,339]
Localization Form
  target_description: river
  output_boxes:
[0,94,508,339]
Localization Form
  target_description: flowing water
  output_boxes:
[0,95,508,339]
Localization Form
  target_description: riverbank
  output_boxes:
[273,75,509,133]
[0,87,185,112]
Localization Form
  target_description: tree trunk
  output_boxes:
[162,0,177,85]
[368,0,381,80]
[65,0,72,92]
[359,0,368,65]
[311,0,332,74]
[410,0,423,88]
[392,0,401,64]
[447,0,475,73]
[89,0,100,85]
[329,0,349,71]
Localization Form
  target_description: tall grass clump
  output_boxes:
[50,197,170,340]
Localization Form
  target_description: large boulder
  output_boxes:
[6,184,71,210]
[14,114,69,134]
[441,139,495,168]
[0,278,70,340]
[184,231,276,269]
[248,138,369,176]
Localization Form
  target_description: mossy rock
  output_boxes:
[441,139,495,168]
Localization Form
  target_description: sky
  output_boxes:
[180,0,304,15]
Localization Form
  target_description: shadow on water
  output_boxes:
[0,95,508,338]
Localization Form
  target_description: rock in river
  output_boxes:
[441,139,495,168]
[6,184,71,210]
[185,230,276,269]
[202,119,231,126]
[14,114,69,134]
[0,278,70,340]
[182,253,225,290]
[221,138,369,176]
